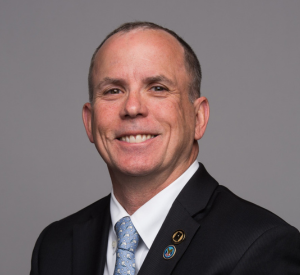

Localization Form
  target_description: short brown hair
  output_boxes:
[88,21,202,102]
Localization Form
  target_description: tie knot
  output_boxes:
[115,216,139,252]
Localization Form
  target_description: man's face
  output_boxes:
[83,29,207,178]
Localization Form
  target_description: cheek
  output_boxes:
[150,96,181,118]
[152,106,189,150]
[151,104,179,133]
[93,103,120,132]
[152,98,191,129]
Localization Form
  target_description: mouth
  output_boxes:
[118,134,156,143]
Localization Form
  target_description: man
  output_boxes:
[30,22,300,275]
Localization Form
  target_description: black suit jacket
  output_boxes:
[30,164,300,274]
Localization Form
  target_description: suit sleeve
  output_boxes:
[30,222,56,275]
[230,225,300,274]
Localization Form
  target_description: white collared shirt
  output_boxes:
[103,161,199,275]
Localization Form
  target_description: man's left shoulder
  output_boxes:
[184,184,300,273]
[203,186,300,274]
[203,185,300,259]
[210,185,298,232]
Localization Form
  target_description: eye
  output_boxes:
[151,86,167,92]
[106,88,122,94]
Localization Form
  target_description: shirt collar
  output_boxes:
[110,161,199,249]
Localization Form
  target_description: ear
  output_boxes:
[194,96,210,140]
[82,103,94,143]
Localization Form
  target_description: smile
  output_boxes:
[119,134,156,143]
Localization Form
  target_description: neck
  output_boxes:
[110,143,199,215]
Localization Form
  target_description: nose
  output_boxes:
[120,90,148,118]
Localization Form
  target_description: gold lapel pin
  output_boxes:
[172,230,185,245]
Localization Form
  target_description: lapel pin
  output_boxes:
[172,230,185,245]
[163,245,176,260]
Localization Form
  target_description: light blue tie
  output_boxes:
[113,216,140,275]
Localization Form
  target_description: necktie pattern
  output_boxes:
[113,216,140,275]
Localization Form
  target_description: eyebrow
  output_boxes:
[142,75,175,86]
[95,77,126,91]
[95,74,175,91]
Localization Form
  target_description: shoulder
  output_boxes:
[209,185,294,231]
[202,185,299,241]
[201,185,299,262]
[34,194,110,249]
[30,195,111,274]
[186,185,300,273]
[179,163,299,244]
[211,186,300,273]
[47,194,110,229]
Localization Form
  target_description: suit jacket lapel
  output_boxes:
[139,163,218,275]
[138,200,200,275]
[73,197,111,275]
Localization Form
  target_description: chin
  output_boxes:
[112,158,161,177]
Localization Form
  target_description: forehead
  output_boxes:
[92,29,188,81]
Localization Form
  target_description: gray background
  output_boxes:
[1,0,299,273]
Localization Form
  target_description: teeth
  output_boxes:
[135,134,142,143]
[129,135,135,143]
[119,134,155,143]
[141,135,146,142]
